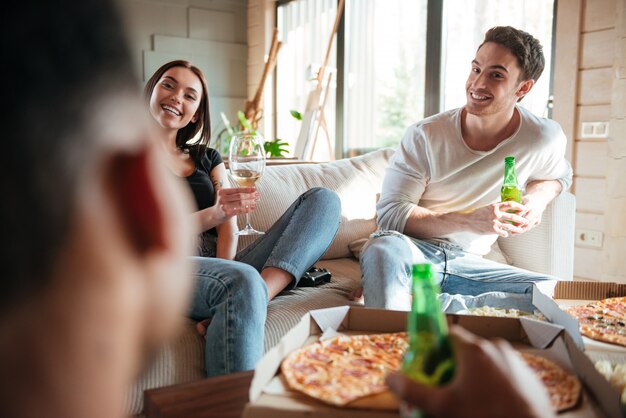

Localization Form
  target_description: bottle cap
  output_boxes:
[504,156,515,163]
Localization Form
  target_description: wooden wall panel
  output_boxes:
[576,104,612,139]
[575,177,608,212]
[188,8,245,43]
[581,29,615,68]
[574,247,605,279]
[575,212,606,231]
[604,237,626,281]
[610,117,626,157]
[612,77,626,118]
[575,141,609,177]
[553,0,582,163]
[583,0,617,31]
[578,67,613,105]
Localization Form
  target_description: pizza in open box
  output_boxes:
[280,332,407,409]
[565,296,626,347]
[280,332,582,413]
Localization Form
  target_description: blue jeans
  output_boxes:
[189,187,341,376]
[360,230,557,312]
[236,187,342,287]
[188,257,267,377]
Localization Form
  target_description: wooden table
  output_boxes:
[144,371,253,418]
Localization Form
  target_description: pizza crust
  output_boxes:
[520,352,582,412]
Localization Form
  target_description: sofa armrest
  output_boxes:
[497,192,576,280]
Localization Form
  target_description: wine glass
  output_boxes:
[228,131,266,236]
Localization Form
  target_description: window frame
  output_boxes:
[275,0,557,158]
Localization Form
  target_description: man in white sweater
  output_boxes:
[360,26,573,311]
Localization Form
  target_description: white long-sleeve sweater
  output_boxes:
[377,105,573,255]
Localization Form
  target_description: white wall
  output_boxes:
[116,0,248,140]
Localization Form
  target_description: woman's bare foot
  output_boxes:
[196,318,212,336]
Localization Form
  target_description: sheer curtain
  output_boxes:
[276,0,338,159]
[343,0,427,155]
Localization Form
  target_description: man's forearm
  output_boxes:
[403,206,470,239]
[523,179,562,208]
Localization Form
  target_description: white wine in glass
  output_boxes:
[230,169,262,188]
[228,132,266,236]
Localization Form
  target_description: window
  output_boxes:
[276,0,338,161]
[442,0,555,117]
[275,0,556,159]
[343,0,428,156]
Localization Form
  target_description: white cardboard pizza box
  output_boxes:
[242,306,618,418]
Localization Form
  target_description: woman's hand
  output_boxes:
[193,187,260,232]
[213,187,260,223]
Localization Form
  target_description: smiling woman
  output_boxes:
[142,59,342,377]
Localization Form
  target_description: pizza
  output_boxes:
[464,306,547,321]
[280,332,583,412]
[565,296,626,347]
[280,332,408,408]
[520,352,582,412]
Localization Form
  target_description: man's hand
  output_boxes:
[466,202,529,237]
[517,196,545,230]
[385,326,554,418]
[515,179,562,232]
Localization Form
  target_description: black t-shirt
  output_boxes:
[186,147,223,237]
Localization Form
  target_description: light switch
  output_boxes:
[580,121,609,139]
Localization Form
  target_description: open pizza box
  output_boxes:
[533,280,626,352]
[242,305,621,418]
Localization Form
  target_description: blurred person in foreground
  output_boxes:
[0,4,556,418]
[0,1,195,417]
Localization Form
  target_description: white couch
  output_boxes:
[126,148,576,415]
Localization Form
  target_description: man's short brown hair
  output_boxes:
[479,26,545,82]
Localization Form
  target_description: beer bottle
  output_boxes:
[501,156,522,203]
[400,263,454,418]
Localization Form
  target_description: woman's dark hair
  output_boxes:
[144,60,211,161]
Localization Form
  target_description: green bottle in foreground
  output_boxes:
[501,156,522,204]
[400,263,455,418]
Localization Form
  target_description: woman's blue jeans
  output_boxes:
[188,187,341,376]
[360,230,558,312]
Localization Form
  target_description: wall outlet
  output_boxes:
[580,121,610,139]
[575,229,603,248]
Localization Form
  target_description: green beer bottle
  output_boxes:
[400,263,454,418]
[501,156,522,204]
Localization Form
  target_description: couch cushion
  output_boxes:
[264,258,363,351]
[233,148,394,259]
[125,318,205,415]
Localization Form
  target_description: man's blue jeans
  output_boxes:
[360,230,557,312]
[189,187,341,376]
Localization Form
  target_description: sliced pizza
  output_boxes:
[565,296,626,347]
[280,332,408,408]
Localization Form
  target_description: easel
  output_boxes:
[294,0,345,161]
[244,28,282,130]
